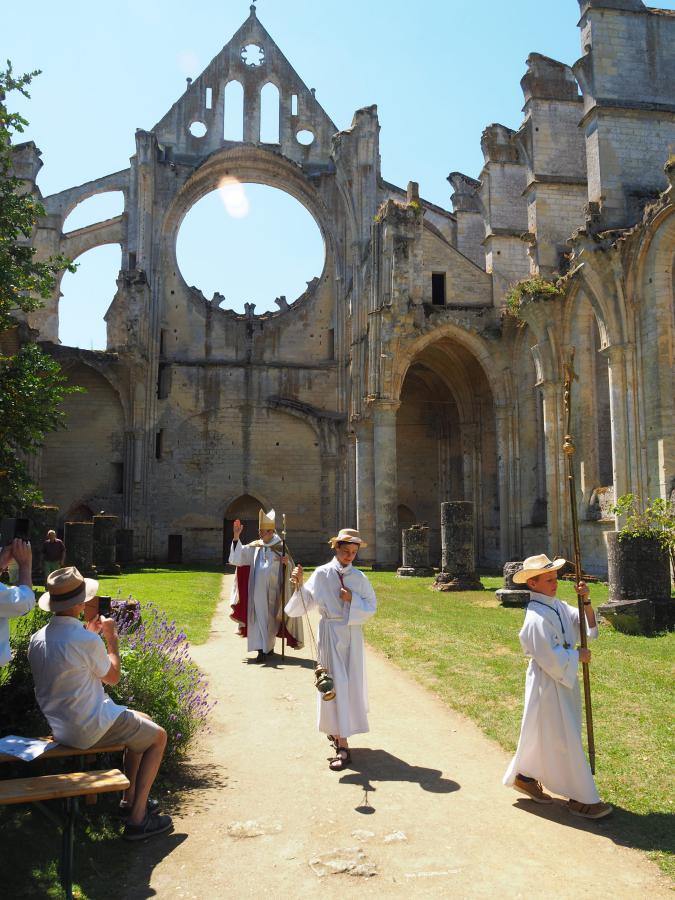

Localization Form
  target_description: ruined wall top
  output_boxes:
[520,54,581,104]
[575,0,675,111]
[150,6,338,169]
[480,124,521,164]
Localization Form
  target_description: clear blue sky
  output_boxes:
[6,0,674,347]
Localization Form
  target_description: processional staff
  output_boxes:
[281,514,287,660]
[562,349,596,774]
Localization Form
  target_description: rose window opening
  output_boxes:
[241,44,265,66]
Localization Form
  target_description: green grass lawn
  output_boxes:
[33,564,225,646]
[363,571,675,880]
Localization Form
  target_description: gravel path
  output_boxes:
[135,575,670,898]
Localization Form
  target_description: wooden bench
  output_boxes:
[0,741,127,900]
[0,738,125,764]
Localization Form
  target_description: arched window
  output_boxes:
[260,82,279,143]
[59,244,121,350]
[224,80,244,141]
[63,192,124,234]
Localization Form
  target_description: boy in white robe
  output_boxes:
[503,554,612,819]
[286,528,376,771]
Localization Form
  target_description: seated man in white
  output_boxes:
[28,567,173,841]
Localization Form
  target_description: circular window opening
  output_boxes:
[241,44,265,66]
[189,121,207,138]
[296,129,315,146]
[176,183,326,314]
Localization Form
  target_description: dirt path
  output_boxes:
[137,576,670,898]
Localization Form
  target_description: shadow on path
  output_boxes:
[339,747,460,798]
[513,798,675,860]
[241,653,315,670]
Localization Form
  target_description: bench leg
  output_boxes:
[59,796,78,900]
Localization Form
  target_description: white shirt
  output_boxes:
[28,616,126,749]
[0,584,35,666]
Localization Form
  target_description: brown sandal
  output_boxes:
[328,748,351,771]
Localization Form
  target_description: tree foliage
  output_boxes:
[0,62,79,517]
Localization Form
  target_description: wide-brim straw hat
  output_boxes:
[512,554,567,584]
[328,528,368,549]
[39,566,99,612]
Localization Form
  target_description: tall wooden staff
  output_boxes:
[281,514,287,660]
[562,349,596,773]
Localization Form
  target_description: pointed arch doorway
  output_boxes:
[222,493,265,563]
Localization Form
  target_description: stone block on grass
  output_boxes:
[597,598,655,635]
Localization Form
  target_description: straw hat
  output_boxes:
[512,554,566,584]
[258,509,276,530]
[328,528,368,549]
[39,566,99,612]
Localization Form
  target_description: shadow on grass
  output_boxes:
[339,747,461,798]
[512,797,675,859]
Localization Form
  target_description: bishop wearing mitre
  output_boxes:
[229,509,303,662]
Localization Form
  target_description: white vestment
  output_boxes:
[285,557,376,738]
[229,536,285,653]
[503,590,600,803]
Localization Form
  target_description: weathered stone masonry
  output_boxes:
[15,1,674,573]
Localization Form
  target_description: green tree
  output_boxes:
[0,62,78,517]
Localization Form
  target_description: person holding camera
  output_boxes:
[0,538,35,667]
[27,566,173,841]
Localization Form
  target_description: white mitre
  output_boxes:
[259,508,276,530]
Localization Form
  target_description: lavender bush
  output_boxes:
[108,599,214,762]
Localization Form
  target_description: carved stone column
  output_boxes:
[602,343,642,502]
[354,418,376,564]
[539,380,567,557]
[372,399,401,568]
[433,501,484,591]
[494,404,518,562]
[397,525,434,577]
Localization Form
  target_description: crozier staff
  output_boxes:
[502,554,612,819]
[286,528,376,771]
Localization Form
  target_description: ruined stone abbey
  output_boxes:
[13,0,675,573]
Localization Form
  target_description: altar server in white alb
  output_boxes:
[287,528,376,771]
[229,509,303,662]
[503,554,612,819]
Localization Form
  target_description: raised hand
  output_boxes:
[290,564,303,587]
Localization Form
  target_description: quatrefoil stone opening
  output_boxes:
[241,44,265,66]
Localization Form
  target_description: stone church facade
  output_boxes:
[14,0,675,572]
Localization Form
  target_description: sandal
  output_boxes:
[328,747,351,771]
[123,812,173,841]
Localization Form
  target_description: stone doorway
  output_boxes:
[222,494,266,564]
[396,338,499,567]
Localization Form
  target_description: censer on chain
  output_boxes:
[285,513,336,703]
[314,664,336,701]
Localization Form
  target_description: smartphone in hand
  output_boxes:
[84,596,112,621]
[98,596,112,617]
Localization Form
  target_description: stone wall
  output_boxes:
[16,3,674,578]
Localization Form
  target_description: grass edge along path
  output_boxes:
[363,571,675,883]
